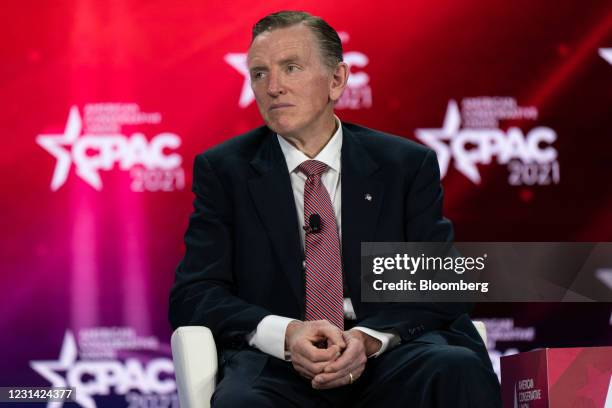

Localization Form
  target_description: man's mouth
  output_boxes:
[269,103,294,110]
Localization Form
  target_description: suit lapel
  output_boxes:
[341,125,384,304]
[248,132,305,311]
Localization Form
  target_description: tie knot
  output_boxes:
[297,160,328,178]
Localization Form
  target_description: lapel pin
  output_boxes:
[364,193,372,202]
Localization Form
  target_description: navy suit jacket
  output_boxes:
[169,122,479,353]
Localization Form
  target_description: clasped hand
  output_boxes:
[285,320,379,389]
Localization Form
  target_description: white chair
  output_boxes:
[171,322,488,408]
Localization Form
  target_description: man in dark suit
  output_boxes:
[169,10,501,407]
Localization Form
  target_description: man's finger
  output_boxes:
[302,342,343,363]
[313,338,367,386]
[314,354,365,385]
[322,348,354,373]
[313,362,364,386]
[291,338,342,378]
[287,321,346,380]
[312,364,365,389]
[312,322,346,349]
[292,362,314,380]
[292,353,331,377]
[323,338,363,373]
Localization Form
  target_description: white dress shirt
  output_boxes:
[247,118,399,360]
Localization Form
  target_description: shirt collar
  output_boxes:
[277,117,343,174]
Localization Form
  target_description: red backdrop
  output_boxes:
[1,1,611,406]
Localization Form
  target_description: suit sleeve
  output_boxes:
[169,154,270,348]
[356,149,473,342]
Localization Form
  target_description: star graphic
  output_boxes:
[30,330,95,408]
[224,53,255,108]
[599,48,612,66]
[416,100,468,180]
[36,106,85,191]
[415,100,486,184]
[36,106,103,191]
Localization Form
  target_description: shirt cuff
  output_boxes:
[350,326,400,358]
[246,315,296,360]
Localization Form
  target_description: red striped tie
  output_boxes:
[298,160,344,330]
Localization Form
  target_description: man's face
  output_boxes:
[247,24,336,138]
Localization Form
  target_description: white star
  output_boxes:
[224,53,254,108]
[415,100,461,181]
[30,330,95,408]
[599,48,612,65]
[416,100,486,184]
[36,106,104,191]
[36,106,86,191]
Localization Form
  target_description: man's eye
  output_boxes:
[287,65,299,73]
[252,72,265,80]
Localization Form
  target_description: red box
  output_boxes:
[501,347,612,408]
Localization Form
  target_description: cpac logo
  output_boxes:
[37,106,182,191]
[225,32,372,109]
[30,330,175,408]
[416,100,559,185]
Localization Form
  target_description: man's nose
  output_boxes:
[266,72,286,97]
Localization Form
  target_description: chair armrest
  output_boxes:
[171,326,218,408]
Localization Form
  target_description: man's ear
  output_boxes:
[329,62,349,102]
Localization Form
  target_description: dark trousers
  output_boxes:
[211,330,502,408]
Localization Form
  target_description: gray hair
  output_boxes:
[252,11,343,69]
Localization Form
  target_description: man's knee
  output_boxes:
[424,346,498,396]
[211,386,271,408]
[423,346,501,406]
[432,346,488,379]
[375,344,487,385]
[430,346,483,373]
[356,345,499,407]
